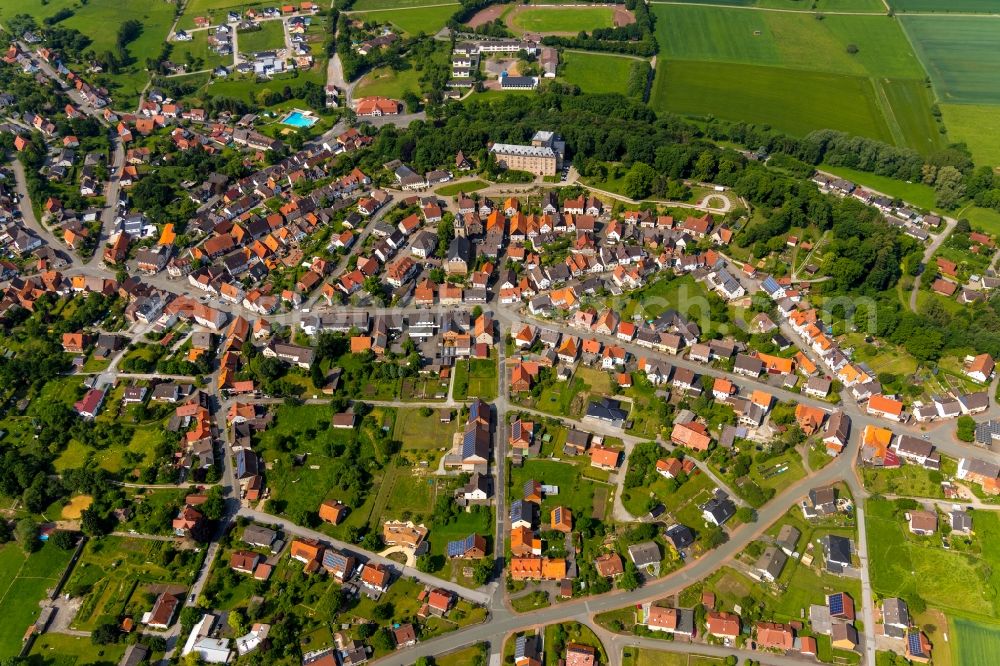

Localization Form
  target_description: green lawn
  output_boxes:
[651,60,894,142]
[900,15,1000,104]
[861,458,954,497]
[628,649,727,666]
[941,104,1000,167]
[29,633,126,665]
[239,20,286,54]
[170,30,232,71]
[561,51,635,95]
[437,180,489,196]
[67,536,200,632]
[355,66,423,100]
[960,205,1000,237]
[255,404,389,538]
[867,499,1000,619]
[622,468,716,529]
[452,356,498,401]
[510,7,616,34]
[749,451,806,492]
[436,643,489,666]
[393,407,458,454]
[820,164,938,210]
[0,543,74,658]
[351,4,458,35]
[508,458,612,528]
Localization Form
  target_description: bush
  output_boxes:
[957,415,976,442]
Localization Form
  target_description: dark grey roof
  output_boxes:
[627,541,661,567]
[665,524,694,549]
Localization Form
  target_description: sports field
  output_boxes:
[509,6,616,34]
[952,617,1000,666]
[888,0,1000,11]
[901,16,1000,104]
[651,60,893,141]
[351,4,458,35]
[561,51,634,95]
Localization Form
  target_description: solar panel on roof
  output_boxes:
[447,539,465,557]
[828,594,844,616]
[907,632,924,656]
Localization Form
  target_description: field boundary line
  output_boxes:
[870,78,907,147]
[345,3,459,12]
[649,1,885,15]
[0,556,29,610]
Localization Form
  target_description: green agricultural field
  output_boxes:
[238,20,286,54]
[657,0,884,8]
[0,0,176,104]
[951,617,1000,666]
[874,78,947,154]
[888,0,1000,11]
[561,51,635,95]
[510,7,616,34]
[941,104,1000,167]
[901,16,1000,104]
[0,543,74,658]
[351,4,458,35]
[652,6,924,79]
[652,60,893,141]
[355,66,423,100]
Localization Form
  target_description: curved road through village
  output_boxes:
[7,43,989,666]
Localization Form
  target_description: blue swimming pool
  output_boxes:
[281,111,317,127]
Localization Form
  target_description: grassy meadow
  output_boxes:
[350,4,458,35]
[561,51,636,95]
